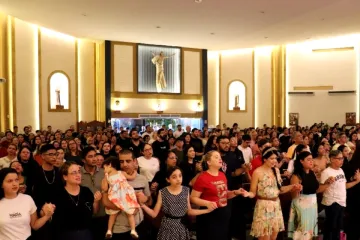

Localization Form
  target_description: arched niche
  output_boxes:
[48,71,71,112]
[227,80,247,112]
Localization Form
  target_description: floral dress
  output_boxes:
[105,171,140,215]
[250,170,285,237]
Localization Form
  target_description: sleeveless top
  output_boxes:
[297,170,319,194]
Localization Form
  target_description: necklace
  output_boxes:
[43,168,55,184]
[67,190,80,206]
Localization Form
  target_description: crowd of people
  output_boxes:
[0,122,359,240]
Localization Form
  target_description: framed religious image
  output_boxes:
[137,44,181,94]
[289,113,299,127]
[346,112,356,126]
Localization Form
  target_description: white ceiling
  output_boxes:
[1,0,360,50]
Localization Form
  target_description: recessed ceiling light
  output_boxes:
[195,0,202,3]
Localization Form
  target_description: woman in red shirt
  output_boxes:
[190,150,242,240]
[250,139,271,176]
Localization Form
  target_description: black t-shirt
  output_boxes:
[32,166,63,211]
[190,137,204,161]
[129,141,144,158]
[297,170,319,195]
[221,151,244,190]
[117,137,130,149]
[152,140,169,164]
[52,186,94,233]
[179,160,196,187]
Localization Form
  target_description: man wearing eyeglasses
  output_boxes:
[32,144,62,240]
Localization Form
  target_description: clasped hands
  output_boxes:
[42,203,56,217]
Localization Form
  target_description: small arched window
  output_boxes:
[48,71,70,112]
[228,80,246,111]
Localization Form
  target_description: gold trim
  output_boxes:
[47,70,72,112]
[293,85,333,91]
[271,46,286,126]
[111,92,201,100]
[312,47,354,53]
[75,40,79,124]
[252,50,255,127]
[226,80,247,112]
[10,17,16,127]
[0,14,9,131]
[111,112,203,119]
[38,28,42,129]
[271,50,275,126]
[219,53,222,125]
[93,42,97,120]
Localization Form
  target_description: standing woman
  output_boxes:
[65,140,82,165]
[239,147,302,240]
[0,168,54,240]
[52,161,102,240]
[190,150,243,240]
[141,166,211,240]
[287,151,332,239]
[137,144,160,183]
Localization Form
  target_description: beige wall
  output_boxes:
[254,48,272,127]
[219,50,255,128]
[286,41,359,126]
[207,51,219,127]
[12,17,97,131]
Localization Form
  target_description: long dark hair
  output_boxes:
[262,147,281,189]
[0,168,18,199]
[293,151,312,180]
[17,146,35,162]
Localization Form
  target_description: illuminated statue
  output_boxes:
[151,51,175,92]
[55,89,61,106]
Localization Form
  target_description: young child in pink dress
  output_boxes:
[103,157,140,239]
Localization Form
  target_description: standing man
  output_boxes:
[217,136,247,240]
[190,128,204,161]
[81,147,107,240]
[102,149,152,240]
[32,144,62,240]
[152,128,169,165]
[173,125,184,139]
[129,129,144,158]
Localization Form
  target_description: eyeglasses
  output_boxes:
[44,153,59,157]
[68,171,81,176]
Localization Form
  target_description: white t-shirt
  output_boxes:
[137,156,160,182]
[238,145,253,164]
[0,156,17,170]
[321,167,347,207]
[173,130,184,139]
[0,193,37,240]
